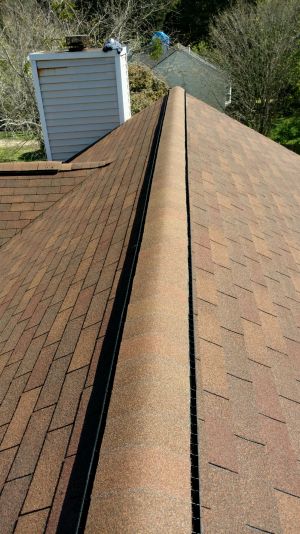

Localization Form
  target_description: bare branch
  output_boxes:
[209,0,300,134]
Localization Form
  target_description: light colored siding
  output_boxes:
[30,49,131,161]
[50,136,108,148]
[48,129,118,143]
[119,53,131,119]
[40,79,117,92]
[37,57,116,69]
[44,102,118,114]
[45,115,120,128]
[51,149,85,161]
[39,63,115,77]
[44,107,118,119]
[39,72,116,85]
[43,94,117,107]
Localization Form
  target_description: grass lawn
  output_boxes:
[0,132,45,162]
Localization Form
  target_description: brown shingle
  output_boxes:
[187,92,300,530]
[25,342,58,391]
[67,386,92,457]
[86,490,192,534]
[259,414,300,497]
[0,373,29,427]
[70,284,95,319]
[202,391,237,472]
[279,396,300,458]
[1,86,300,531]
[45,307,72,346]
[0,446,17,491]
[86,87,191,532]
[46,455,75,533]
[8,405,54,480]
[0,96,164,530]
[22,425,71,513]
[54,315,85,360]
[197,299,222,345]
[0,476,31,534]
[35,354,71,410]
[83,289,109,327]
[276,490,300,533]
[235,437,282,532]
[8,326,37,365]
[49,367,87,430]
[15,334,47,378]
[0,387,40,450]
[14,509,49,534]
[197,339,228,398]
[0,170,88,248]
[69,322,99,371]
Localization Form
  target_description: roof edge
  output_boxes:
[0,160,112,175]
[86,87,192,532]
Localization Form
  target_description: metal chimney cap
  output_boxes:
[66,35,90,51]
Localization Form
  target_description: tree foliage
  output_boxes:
[0,0,84,137]
[0,0,175,138]
[209,0,300,135]
[269,53,300,153]
[165,0,233,44]
[129,63,168,114]
[75,0,178,47]
[0,0,299,155]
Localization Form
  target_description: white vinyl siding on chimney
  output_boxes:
[29,49,131,161]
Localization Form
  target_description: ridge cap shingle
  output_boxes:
[86,86,193,532]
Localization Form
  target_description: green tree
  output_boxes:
[270,54,300,153]
[165,0,233,44]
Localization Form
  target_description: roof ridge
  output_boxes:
[86,87,193,531]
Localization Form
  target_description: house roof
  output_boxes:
[0,87,300,533]
[0,161,111,248]
[132,43,222,74]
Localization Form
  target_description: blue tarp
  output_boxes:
[152,32,170,47]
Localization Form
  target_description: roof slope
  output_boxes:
[0,165,92,247]
[188,94,300,532]
[0,87,300,534]
[0,98,163,533]
[86,91,300,533]
[132,44,220,72]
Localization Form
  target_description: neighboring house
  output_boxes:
[131,44,231,111]
[0,88,300,533]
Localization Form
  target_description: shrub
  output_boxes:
[270,115,300,154]
[128,63,168,114]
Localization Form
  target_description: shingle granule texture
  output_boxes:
[86,86,192,534]
[0,99,163,533]
[1,87,300,533]
[0,166,89,247]
[187,93,300,533]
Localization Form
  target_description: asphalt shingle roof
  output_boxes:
[0,87,300,533]
[187,93,300,533]
[0,99,163,533]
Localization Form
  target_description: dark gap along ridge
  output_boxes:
[184,90,202,534]
[55,95,168,534]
